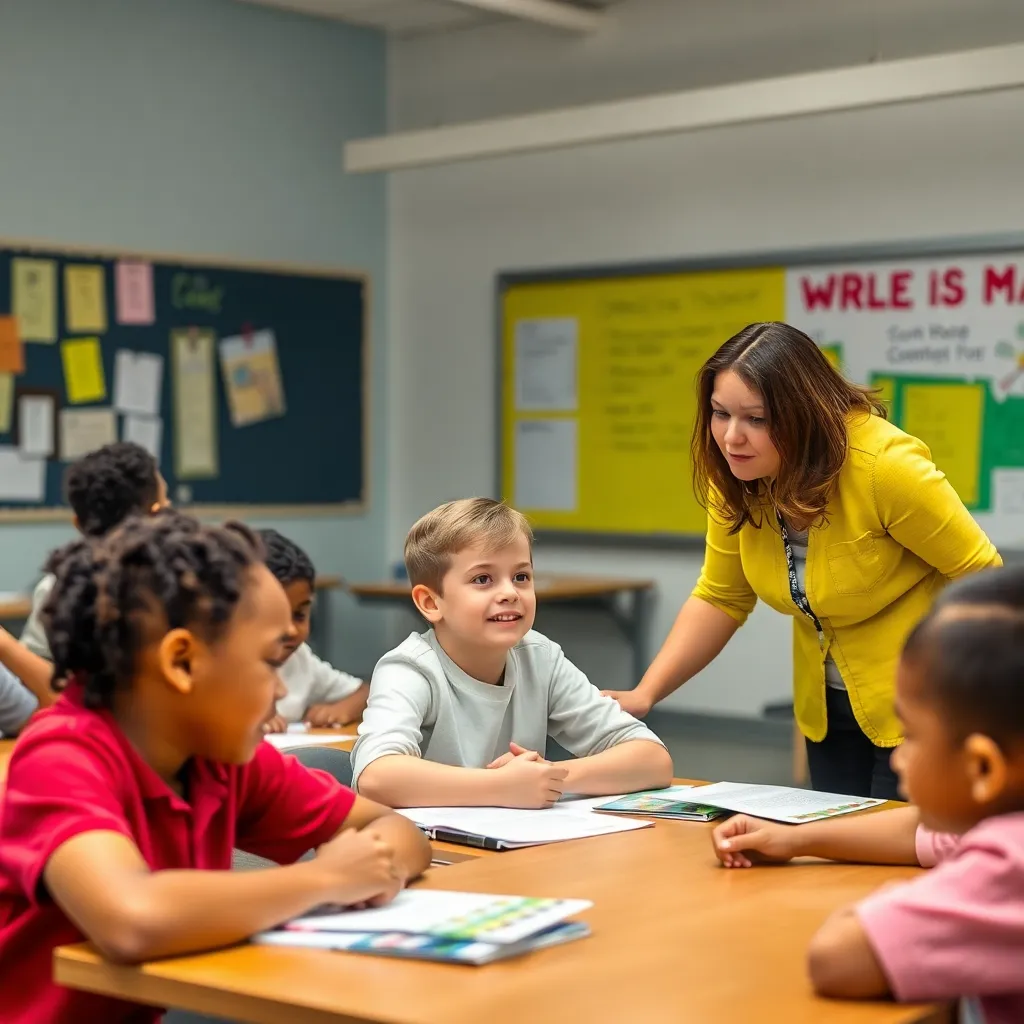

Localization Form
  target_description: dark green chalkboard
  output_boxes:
[0,240,366,517]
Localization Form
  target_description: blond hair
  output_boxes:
[404,498,533,592]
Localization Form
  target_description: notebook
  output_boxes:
[255,920,591,965]
[595,787,726,821]
[398,804,651,850]
[686,782,885,825]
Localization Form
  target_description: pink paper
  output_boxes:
[115,261,155,325]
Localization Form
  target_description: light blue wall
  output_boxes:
[0,0,388,672]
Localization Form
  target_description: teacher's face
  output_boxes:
[710,370,780,481]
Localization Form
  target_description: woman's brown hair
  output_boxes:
[691,321,887,533]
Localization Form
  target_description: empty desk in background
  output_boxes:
[54,798,950,1024]
[0,576,342,657]
[348,574,655,683]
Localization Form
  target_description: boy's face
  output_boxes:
[427,534,536,654]
[890,655,1006,834]
[281,579,313,660]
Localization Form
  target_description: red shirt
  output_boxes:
[0,685,356,1024]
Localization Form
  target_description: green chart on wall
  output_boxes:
[868,373,1024,513]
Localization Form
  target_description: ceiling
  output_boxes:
[232,0,608,35]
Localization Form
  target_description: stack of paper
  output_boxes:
[594,785,725,821]
[255,889,592,965]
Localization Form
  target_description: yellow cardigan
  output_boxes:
[691,413,1001,746]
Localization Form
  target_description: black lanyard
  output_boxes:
[776,512,826,652]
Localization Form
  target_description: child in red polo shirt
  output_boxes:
[0,511,431,1024]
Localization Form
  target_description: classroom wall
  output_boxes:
[386,0,1024,716]
[0,0,387,672]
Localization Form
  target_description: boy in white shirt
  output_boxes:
[259,530,369,732]
[352,498,672,807]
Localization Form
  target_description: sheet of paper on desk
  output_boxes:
[691,782,885,825]
[399,804,651,847]
[264,732,353,750]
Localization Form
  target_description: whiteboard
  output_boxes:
[498,237,1024,550]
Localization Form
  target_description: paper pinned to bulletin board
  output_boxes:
[219,328,286,427]
[0,316,25,373]
[11,258,57,343]
[171,328,218,480]
[61,338,107,404]
[64,264,108,334]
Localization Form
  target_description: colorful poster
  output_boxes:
[12,258,57,343]
[219,329,286,427]
[61,338,107,404]
[64,264,108,334]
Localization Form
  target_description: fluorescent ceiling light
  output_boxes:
[446,0,605,33]
[345,43,1024,173]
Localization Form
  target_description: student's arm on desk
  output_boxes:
[0,628,56,709]
[712,806,922,868]
[548,644,673,794]
[358,755,569,809]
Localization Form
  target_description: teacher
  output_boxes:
[604,322,1000,799]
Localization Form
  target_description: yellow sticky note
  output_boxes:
[12,258,57,342]
[65,264,108,334]
[0,373,13,433]
[61,338,107,404]
[902,382,984,506]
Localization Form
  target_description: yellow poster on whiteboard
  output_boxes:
[502,266,785,538]
[902,382,984,506]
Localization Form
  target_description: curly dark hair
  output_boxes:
[258,529,315,587]
[41,510,265,710]
[65,442,161,538]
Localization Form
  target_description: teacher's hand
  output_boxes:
[601,689,653,719]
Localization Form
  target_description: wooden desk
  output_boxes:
[55,813,948,1024]
[0,575,342,655]
[349,574,655,683]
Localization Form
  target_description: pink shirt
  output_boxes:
[857,814,1024,1024]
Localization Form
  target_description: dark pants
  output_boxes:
[805,687,901,800]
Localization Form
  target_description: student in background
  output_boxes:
[0,631,57,729]
[710,567,1024,1023]
[606,322,1000,799]
[352,499,672,807]
[0,511,430,1024]
[258,529,368,733]
[21,441,169,660]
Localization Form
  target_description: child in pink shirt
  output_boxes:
[710,565,1024,1024]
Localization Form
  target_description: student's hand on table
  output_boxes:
[712,815,801,868]
[600,689,653,718]
[315,827,403,908]
[305,703,348,728]
[496,756,568,809]
[485,741,547,769]
[263,714,288,734]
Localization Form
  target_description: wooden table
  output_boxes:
[55,809,949,1024]
[349,574,655,683]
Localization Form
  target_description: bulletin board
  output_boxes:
[0,239,367,519]
[499,236,1024,549]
